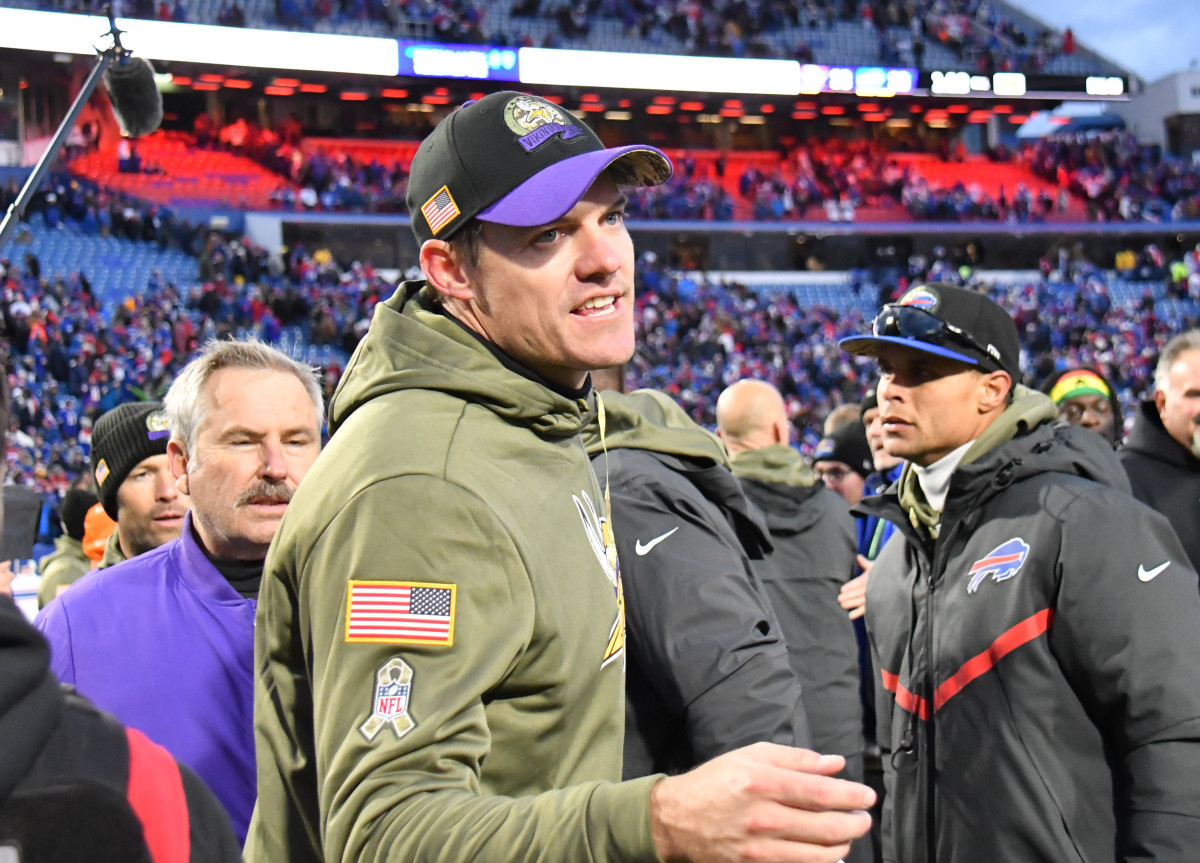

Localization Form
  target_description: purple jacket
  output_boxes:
[35,513,256,844]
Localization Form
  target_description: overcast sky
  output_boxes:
[1003,0,1200,83]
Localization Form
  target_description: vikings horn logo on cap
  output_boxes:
[504,95,585,152]
[146,409,170,440]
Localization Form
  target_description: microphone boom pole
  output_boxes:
[0,8,127,253]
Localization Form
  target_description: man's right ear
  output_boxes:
[419,240,474,302]
[166,439,190,497]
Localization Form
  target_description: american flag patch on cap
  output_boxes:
[421,185,461,236]
[345,581,456,645]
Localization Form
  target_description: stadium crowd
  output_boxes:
[3,212,1194,525]
[5,85,1200,863]
[152,115,1200,227]
[1028,130,1200,223]
[36,0,1090,80]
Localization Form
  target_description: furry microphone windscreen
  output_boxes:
[103,55,164,139]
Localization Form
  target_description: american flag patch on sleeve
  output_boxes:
[421,186,461,236]
[345,581,457,645]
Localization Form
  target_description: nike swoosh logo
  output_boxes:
[1138,561,1170,582]
[635,527,679,556]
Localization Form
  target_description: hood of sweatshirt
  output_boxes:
[582,389,771,558]
[1123,398,1200,471]
[329,282,595,441]
[730,445,827,536]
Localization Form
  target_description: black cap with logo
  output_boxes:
[406,90,672,244]
[839,283,1021,380]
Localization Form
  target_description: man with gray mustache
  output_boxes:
[37,338,324,845]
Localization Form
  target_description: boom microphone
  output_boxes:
[103,54,163,139]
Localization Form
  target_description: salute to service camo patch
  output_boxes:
[360,657,417,741]
[345,581,456,645]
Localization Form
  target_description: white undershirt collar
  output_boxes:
[913,440,974,514]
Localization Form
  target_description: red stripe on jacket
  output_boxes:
[881,669,930,720]
[881,608,1054,718]
[126,727,190,863]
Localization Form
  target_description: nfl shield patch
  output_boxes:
[360,657,417,742]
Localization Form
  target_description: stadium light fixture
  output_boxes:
[0,8,400,74]
[519,47,802,95]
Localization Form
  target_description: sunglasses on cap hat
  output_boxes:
[873,304,1003,372]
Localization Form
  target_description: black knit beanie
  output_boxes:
[813,420,875,479]
[90,401,171,520]
[59,488,100,541]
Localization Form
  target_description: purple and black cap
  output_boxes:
[839,283,1021,380]
[406,90,672,244]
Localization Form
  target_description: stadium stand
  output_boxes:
[67,131,300,211]
[6,0,1119,76]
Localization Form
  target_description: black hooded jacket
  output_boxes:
[1119,398,1200,572]
[732,444,863,760]
[0,596,241,863]
[859,412,1200,863]
[583,391,810,779]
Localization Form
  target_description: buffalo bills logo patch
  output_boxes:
[966,537,1030,594]
[898,287,938,310]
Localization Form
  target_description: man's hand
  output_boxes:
[838,563,871,620]
[649,742,874,863]
[0,561,13,597]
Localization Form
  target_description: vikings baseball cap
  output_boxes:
[839,283,1020,379]
[406,91,672,244]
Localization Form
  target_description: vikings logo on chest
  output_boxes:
[573,489,625,669]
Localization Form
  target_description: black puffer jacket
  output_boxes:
[860,415,1200,863]
[733,444,863,760]
[583,391,810,779]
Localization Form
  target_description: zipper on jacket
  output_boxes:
[921,514,963,863]
[923,545,938,863]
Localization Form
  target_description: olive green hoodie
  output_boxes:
[583,388,731,467]
[98,527,127,570]
[247,283,660,863]
[36,535,92,608]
